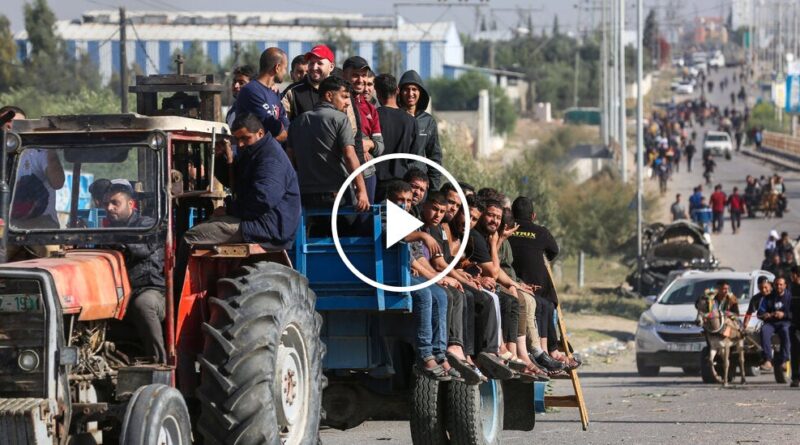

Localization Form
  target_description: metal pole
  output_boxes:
[601,0,610,146]
[119,7,128,113]
[578,251,585,288]
[611,0,618,143]
[619,0,627,182]
[636,0,644,294]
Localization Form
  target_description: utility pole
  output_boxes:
[573,1,583,108]
[610,0,618,144]
[636,0,644,293]
[119,7,128,113]
[227,14,240,66]
[618,0,627,182]
[601,0,609,146]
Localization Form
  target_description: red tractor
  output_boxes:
[0,74,323,444]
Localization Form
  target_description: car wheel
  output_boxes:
[682,367,701,376]
[636,355,660,377]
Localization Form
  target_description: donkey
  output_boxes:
[696,290,746,387]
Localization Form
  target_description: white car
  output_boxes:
[703,131,733,159]
[709,52,725,68]
[675,82,694,95]
[635,270,772,377]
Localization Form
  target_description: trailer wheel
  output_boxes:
[119,384,192,445]
[197,262,324,445]
[774,361,789,384]
[409,370,448,445]
[446,380,503,445]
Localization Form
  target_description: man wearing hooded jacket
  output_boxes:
[398,70,443,191]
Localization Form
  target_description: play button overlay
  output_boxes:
[385,200,424,249]
[330,153,470,293]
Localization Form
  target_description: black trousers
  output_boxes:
[791,326,800,382]
[465,285,498,355]
[497,290,519,344]
[444,287,465,348]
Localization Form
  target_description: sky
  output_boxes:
[6,0,727,35]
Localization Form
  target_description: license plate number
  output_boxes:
[0,294,41,313]
[667,343,704,352]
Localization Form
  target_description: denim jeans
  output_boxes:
[411,276,448,363]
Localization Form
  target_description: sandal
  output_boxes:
[416,364,452,382]
[499,351,528,372]
[562,356,582,371]
[446,352,484,385]
[476,352,515,380]
[526,364,550,382]
[442,364,465,382]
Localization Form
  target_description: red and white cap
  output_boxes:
[305,44,335,63]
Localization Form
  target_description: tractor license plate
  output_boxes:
[0,294,42,313]
[667,342,704,352]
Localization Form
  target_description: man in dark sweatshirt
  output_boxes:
[184,112,301,248]
[398,70,443,191]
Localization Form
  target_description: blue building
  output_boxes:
[13,10,464,83]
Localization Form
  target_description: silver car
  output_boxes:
[635,270,772,377]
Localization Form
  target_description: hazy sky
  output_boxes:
[6,0,726,35]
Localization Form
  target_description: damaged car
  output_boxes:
[628,220,719,296]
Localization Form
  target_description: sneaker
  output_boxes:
[531,352,565,372]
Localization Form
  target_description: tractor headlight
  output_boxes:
[4,132,21,153]
[147,131,166,150]
[18,349,40,372]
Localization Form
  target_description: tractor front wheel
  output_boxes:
[197,262,324,445]
[119,384,192,445]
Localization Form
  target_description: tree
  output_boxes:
[552,15,560,37]
[426,71,517,135]
[320,21,354,61]
[0,15,19,91]
[643,9,659,67]
[23,0,58,58]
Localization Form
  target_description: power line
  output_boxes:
[128,21,159,73]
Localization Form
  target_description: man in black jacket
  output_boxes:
[374,73,424,200]
[398,70,443,191]
[104,183,166,363]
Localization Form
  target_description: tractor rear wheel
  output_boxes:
[119,384,192,445]
[197,262,324,445]
[446,380,504,445]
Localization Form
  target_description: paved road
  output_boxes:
[665,67,800,272]
[321,66,800,444]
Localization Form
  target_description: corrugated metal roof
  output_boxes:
[14,11,456,43]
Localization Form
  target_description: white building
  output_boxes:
[13,10,464,83]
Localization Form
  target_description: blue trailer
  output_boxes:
[293,206,540,443]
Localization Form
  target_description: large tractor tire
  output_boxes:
[197,262,324,445]
[120,384,192,445]
[409,370,448,445]
[446,380,504,445]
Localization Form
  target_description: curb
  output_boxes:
[740,148,800,172]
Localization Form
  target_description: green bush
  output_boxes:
[749,102,792,134]
[0,87,123,118]
[427,71,517,135]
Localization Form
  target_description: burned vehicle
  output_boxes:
[628,221,719,296]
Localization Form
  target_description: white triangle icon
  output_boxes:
[386,200,425,249]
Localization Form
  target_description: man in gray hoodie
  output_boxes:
[398,70,443,191]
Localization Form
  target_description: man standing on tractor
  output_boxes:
[103,182,167,363]
[236,48,290,143]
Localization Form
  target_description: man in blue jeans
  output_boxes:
[758,277,792,372]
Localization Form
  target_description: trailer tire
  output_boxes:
[409,370,448,445]
[197,262,324,445]
[446,380,503,445]
[119,384,192,445]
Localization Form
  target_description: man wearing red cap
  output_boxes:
[282,44,335,121]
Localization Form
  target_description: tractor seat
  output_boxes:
[190,243,293,267]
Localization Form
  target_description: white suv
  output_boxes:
[703,131,733,160]
[635,270,772,377]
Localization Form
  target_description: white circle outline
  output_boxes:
[331,153,470,293]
